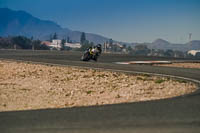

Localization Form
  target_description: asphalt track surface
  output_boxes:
[0,50,200,133]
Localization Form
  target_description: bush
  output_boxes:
[155,79,165,84]
[12,36,32,49]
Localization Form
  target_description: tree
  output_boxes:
[53,32,58,40]
[0,36,50,50]
[135,44,148,50]
[61,39,66,51]
[80,32,86,45]
[79,41,94,51]
[12,36,32,49]
[134,44,150,56]
[30,36,34,41]
[32,40,50,50]
[0,37,13,49]
[67,36,71,43]
[109,39,113,45]
[156,49,165,57]
[164,49,174,57]
[174,50,184,58]
[49,34,53,42]
[127,46,133,53]
[122,44,127,49]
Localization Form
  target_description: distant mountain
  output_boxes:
[0,8,69,38]
[1,8,199,50]
[152,38,170,46]
[148,39,200,52]
[0,8,109,44]
[63,31,109,44]
[130,39,200,52]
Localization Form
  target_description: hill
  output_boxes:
[0,8,199,50]
[0,8,109,44]
[150,39,200,52]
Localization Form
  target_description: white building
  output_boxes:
[49,39,62,49]
[188,50,200,56]
[65,42,81,48]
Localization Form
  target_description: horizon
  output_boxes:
[0,0,200,43]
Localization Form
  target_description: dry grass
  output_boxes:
[0,60,197,112]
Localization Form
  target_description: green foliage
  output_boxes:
[33,40,50,50]
[143,74,151,77]
[109,39,113,45]
[60,39,66,51]
[12,36,32,49]
[0,37,13,49]
[127,46,133,52]
[0,36,50,50]
[64,46,72,51]
[79,40,94,51]
[175,79,187,83]
[40,44,50,50]
[80,32,86,45]
[86,90,93,95]
[122,44,127,49]
[164,49,174,57]
[135,44,148,50]
[53,32,58,39]
[49,34,53,42]
[155,79,165,84]
[132,44,150,56]
[67,36,72,43]
[136,77,144,81]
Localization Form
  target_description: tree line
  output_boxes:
[1,33,199,58]
[0,36,49,50]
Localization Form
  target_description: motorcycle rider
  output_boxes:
[95,44,102,56]
[85,44,102,61]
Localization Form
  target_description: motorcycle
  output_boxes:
[81,47,101,61]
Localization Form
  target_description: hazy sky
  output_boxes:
[0,0,200,43]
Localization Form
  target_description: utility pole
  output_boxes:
[31,36,34,51]
[189,33,192,42]
[32,44,34,51]
[104,42,106,53]
[14,44,16,50]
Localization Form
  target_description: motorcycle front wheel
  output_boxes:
[81,52,90,61]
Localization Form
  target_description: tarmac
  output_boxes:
[0,50,200,133]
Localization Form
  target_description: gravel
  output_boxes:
[0,60,197,112]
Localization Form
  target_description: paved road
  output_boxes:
[0,50,200,133]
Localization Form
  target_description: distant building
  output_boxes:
[41,41,51,46]
[114,43,123,48]
[65,42,81,48]
[42,40,81,50]
[49,39,62,49]
[103,42,123,53]
[188,50,200,56]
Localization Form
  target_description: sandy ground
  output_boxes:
[155,63,200,69]
[0,60,197,112]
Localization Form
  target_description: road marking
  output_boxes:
[115,61,172,65]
